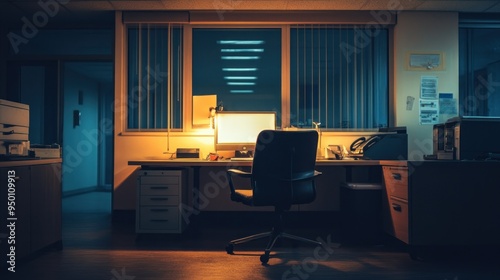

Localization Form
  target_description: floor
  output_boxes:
[3,192,500,280]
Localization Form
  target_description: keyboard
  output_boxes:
[230,157,254,161]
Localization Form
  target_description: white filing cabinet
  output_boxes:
[136,169,187,233]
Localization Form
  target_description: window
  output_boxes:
[290,25,389,129]
[192,28,282,126]
[124,22,391,131]
[127,24,183,130]
[459,18,500,117]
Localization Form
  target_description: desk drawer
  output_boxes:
[140,175,179,185]
[140,195,179,206]
[388,196,409,244]
[383,166,408,200]
[139,206,179,230]
[140,184,179,196]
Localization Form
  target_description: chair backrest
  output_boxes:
[250,130,319,209]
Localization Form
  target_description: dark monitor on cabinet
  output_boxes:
[214,111,276,155]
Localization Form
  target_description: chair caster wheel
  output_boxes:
[225,243,234,254]
[260,253,269,264]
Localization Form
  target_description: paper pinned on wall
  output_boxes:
[406,96,415,111]
[421,76,438,99]
[419,99,439,125]
[193,94,217,128]
[439,93,457,115]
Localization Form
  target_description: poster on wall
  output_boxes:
[421,76,438,99]
[439,93,457,115]
[419,99,439,125]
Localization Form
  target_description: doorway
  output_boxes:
[61,61,113,200]
[6,60,113,211]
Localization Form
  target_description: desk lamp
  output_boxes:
[313,121,322,158]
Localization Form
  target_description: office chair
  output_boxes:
[225,129,323,264]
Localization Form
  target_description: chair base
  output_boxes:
[225,228,322,264]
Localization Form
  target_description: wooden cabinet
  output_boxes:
[382,166,409,244]
[382,161,500,250]
[136,169,187,233]
[30,164,62,252]
[0,160,62,271]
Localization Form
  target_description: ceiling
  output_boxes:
[1,0,500,25]
[2,0,498,85]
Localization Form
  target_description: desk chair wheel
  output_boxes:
[225,243,234,254]
[260,252,270,264]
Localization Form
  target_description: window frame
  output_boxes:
[459,16,500,117]
[184,24,290,131]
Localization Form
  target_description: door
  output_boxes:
[62,61,113,195]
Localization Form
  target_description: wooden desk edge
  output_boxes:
[0,158,62,168]
[128,159,394,168]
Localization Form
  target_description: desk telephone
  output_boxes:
[349,135,382,155]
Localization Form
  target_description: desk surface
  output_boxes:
[128,158,385,167]
[0,158,62,168]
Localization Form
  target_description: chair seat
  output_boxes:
[232,189,253,206]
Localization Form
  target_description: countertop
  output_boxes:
[0,158,62,168]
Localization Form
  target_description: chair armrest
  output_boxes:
[226,169,252,196]
[227,168,252,178]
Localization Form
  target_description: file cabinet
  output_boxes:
[382,161,500,260]
[382,166,409,244]
[136,169,187,233]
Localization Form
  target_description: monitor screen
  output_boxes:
[215,111,276,152]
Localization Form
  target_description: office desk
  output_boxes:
[129,158,383,212]
[128,158,383,168]
[129,159,500,253]
[128,159,383,187]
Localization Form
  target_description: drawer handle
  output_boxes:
[391,173,402,180]
[392,203,402,212]
[150,209,169,212]
[151,186,168,190]
[150,197,168,201]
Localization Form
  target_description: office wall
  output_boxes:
[113,11,460,211]
[394,12,459,160]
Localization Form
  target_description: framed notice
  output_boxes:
[406,51,444,71]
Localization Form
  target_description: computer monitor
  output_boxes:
[214,111,276,155]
